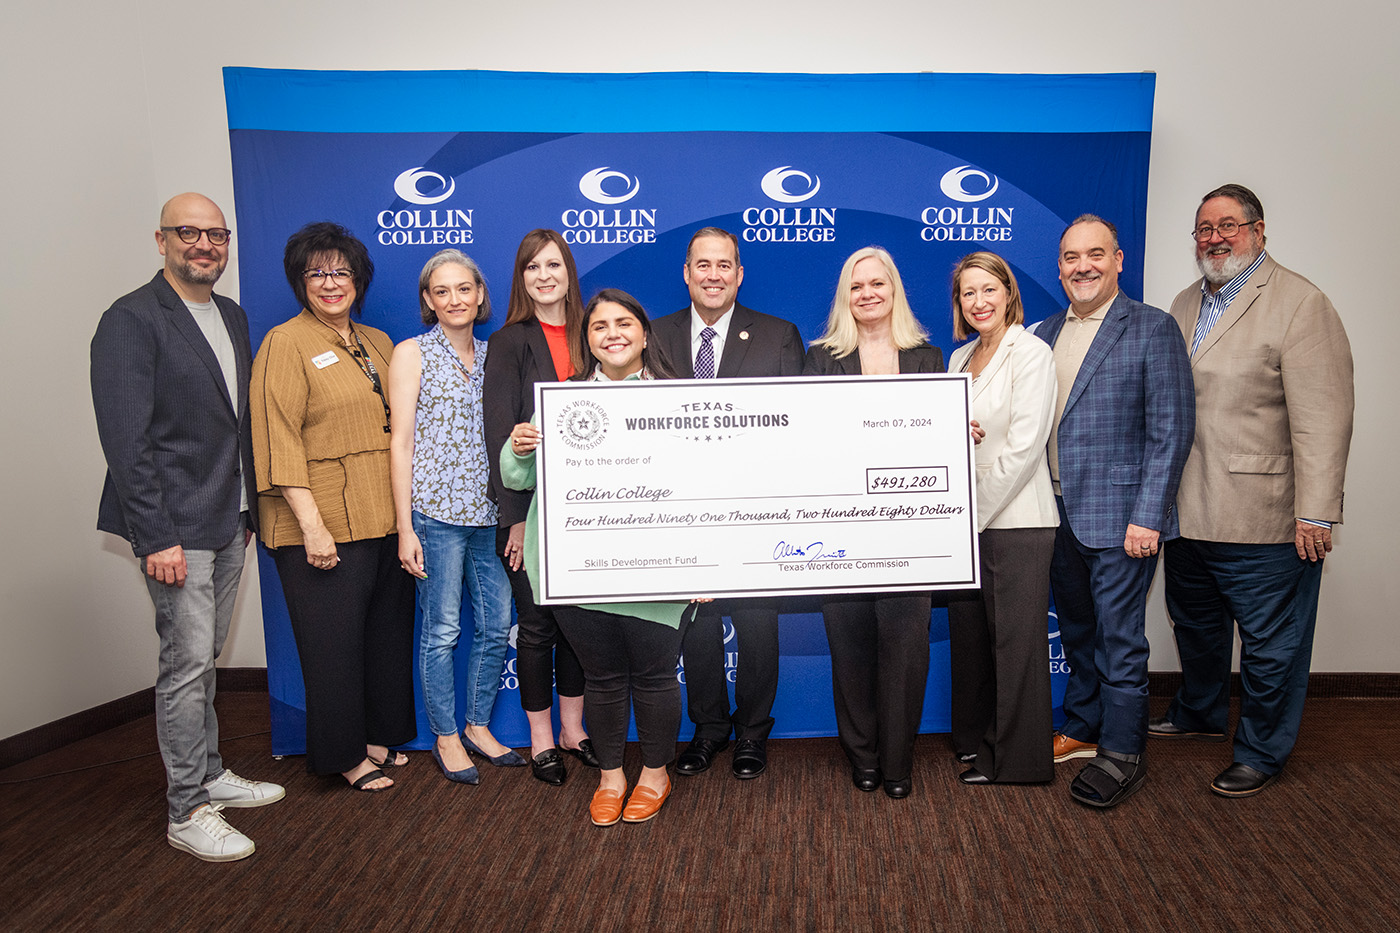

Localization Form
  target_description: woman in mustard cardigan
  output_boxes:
[251,222,415,793]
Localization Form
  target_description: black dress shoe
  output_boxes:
[958,768,992,785]
[732,739,767,779]
[1211,762,1277,797]
[530,749,567,786]
[954,751,977,764]
[882,777,911,798]
[1147,717,1226,742]
[675,737,727,776]
[560,739,601,769]
[851,767,881,792]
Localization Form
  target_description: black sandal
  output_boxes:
[350,768,393,792]
[368,750,409,768]
[1069,753,1145,809]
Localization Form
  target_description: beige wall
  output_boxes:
[3,0,1394,739]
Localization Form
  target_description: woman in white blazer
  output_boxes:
[945,252,1059,786]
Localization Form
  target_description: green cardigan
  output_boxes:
[500,419,690,629]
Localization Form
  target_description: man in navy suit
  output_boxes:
[653,228,804,780]
[92,193,283,861]
[1035,215,1194,808]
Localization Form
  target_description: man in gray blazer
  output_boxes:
[653,228,804,780]
[92,193,283,861]
[1152,184,1354,797]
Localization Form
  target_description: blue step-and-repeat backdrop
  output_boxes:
[224,68,1155,755]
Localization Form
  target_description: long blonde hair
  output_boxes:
[811,246,929,359]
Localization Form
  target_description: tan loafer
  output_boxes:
[621,779,672,823]
[589,785,626,826]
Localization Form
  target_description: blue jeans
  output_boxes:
[1163,538,1324,774]
[145,528,246,821]
[414,512,513,735]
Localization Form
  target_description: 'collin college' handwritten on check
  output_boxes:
[534,375,979,603]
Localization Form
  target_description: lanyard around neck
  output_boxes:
[346,328,391,433]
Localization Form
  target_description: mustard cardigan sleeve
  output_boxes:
[251,329,312,492]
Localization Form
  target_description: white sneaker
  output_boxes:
[167,804,255,862]
[204,769,286,808]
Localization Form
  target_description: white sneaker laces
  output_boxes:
[213,771,259,791]
[188,804,236,840]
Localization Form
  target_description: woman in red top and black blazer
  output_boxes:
[483,229,599,785]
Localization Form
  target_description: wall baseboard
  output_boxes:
[1146,671,1400,700]
[2,669,1394,772]
[0,667,268,772]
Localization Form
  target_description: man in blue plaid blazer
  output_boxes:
[1034,215,1195,808]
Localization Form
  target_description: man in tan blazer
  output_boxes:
[1151,184,1354,797]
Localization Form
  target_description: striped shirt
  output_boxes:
[1190,249,1267,356]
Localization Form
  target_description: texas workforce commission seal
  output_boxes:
[555,399,610,451]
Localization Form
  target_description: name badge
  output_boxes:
[312,350,340,369]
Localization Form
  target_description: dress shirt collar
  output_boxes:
[588,365,651,382]
[1199,250,1267,301]
[690,305,735,343]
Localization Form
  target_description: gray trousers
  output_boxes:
[145,528,246,821]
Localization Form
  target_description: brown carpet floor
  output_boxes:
[2,693,1398,933]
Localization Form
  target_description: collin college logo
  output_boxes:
[920,164,1014,243]
[743,164,835,243]
[759,166,821,203]
[376,166,473,247]
[394,167,455,205]
[563,167,656,245]
[578,167,640,204]
[1048,611,1071,675]
[939,165,999,203]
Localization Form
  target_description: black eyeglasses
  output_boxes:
[1192,220,1259,242]
[161,226,232,246]
[302,269,354,284]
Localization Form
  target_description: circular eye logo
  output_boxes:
[940,165,999,203]
[394,167,456,205]
[579,167,640,205]
[760,166,822,203]
[555,399,610,450]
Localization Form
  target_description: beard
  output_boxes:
[1197,238,1262,286]
[170,250,225,286]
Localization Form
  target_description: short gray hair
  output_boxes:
[417,249,490,325]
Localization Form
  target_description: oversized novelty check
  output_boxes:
[534,375,979,603]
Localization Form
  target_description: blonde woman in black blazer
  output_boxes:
[804,246,942,799]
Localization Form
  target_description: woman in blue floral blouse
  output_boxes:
[389,249,521,785]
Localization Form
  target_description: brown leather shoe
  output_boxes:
[589,786,626,826]
[1053,733,1097,763]
[621,779,672,823]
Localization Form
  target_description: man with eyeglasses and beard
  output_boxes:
[92,193,283,861]
[1151,184,1354,798]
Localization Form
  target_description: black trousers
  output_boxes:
[272,535,416,775]
[948,526,1056,783]
[554,607,684,770]
[680,598,779,742]
[821,593,933,781]
[496,526,585,712]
